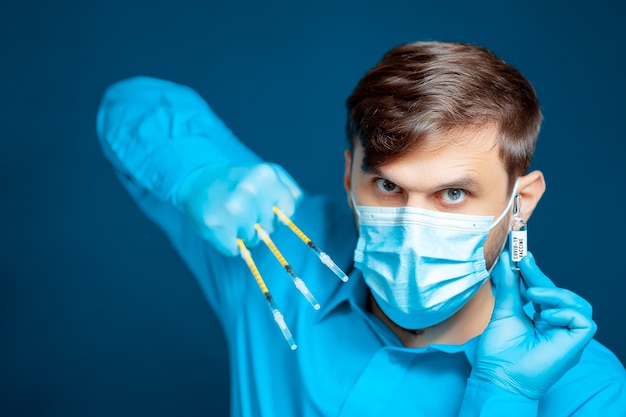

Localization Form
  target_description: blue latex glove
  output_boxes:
[175,162,303,256]
[473,250,597,399]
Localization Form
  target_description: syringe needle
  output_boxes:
[273,206,349,283]
[292,276,320,310]
[237,238,298,350]
[267,296,297,350]
[316,251,349,283]
[255,224,320,310]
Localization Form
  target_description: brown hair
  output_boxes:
[346,41,542,179]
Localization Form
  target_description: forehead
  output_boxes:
[356,126,509,193]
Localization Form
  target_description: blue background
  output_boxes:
[2,1,624,416]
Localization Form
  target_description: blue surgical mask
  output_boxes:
[352,182,518,330]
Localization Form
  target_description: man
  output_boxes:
[97,41,626,415]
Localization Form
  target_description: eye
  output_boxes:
[375,178,401,194]
[441,188,466,204]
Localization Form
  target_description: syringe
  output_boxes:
[273,206,349,283]
[255,224,320,310]
[237,238,297,350]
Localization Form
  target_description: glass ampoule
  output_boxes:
[509,194,527,270]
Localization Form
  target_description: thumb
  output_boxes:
[491,250,523,318]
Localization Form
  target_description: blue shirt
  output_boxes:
[97,76,626,416]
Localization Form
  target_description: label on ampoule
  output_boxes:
[511,230,527,262]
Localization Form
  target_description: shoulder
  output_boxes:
[574,339,626,384]
[540,339,626,415]
[581,340,626,368]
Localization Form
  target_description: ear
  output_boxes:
[343,149,353,207]
[516,170,546,222]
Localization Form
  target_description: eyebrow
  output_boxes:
[365,166,485,193]
[434,177,484,192]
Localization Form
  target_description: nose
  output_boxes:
[405,193,431,210]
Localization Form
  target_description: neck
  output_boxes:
[371,279,495,348]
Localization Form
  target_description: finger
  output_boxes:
[243,164,300,232]
[531,310,553,334]
[526,287,593,316]
[273,171,302,231]
[270,179,299,233]
[208,227,240,256]
[519,252,557,289]
[220,193,259,247]
[539,309,597,338]
[256,202,278,236]
[274,164,303,209]
[492,250,524,316]
[201,206,253,256]
[275,190,297,225]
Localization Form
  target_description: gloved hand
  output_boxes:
[175,162,303,256]
[472,251,597,399]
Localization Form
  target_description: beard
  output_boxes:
[484,211,512,271]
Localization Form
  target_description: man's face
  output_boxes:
[344,126,512,269]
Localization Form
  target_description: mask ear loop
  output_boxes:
[489,178,520,231]
[349,190,361,221]
[487,178,520,274]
